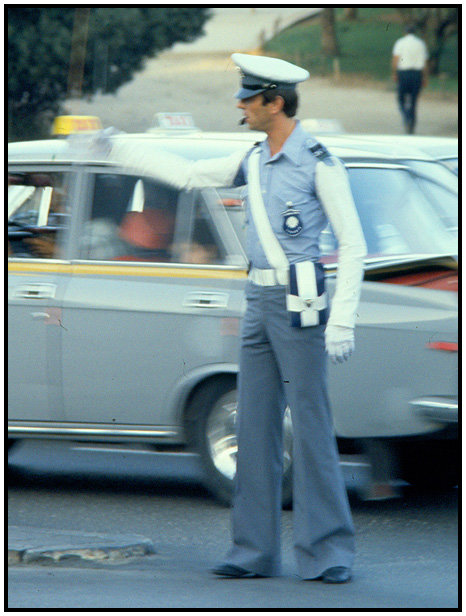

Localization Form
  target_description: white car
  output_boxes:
[8,118,458,504]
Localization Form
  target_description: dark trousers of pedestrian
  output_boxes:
[225,282,355,578]
[397,69,423,134]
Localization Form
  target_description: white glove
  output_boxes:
[68,127,124,158]
[325,325,355,364]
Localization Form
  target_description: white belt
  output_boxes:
[248,267,288,286]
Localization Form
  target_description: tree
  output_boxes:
[343,8,358,21]
[8,7,211,140]
[321,8,339,57]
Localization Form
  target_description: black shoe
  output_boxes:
[211,563,263,578]
[321,566,352,584]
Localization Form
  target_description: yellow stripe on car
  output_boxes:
[8,261,248,280]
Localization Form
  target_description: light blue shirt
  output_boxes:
[238,121,328,269]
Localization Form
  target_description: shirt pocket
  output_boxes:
[275,197,309,238]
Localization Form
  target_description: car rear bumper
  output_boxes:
[410,396,458,424]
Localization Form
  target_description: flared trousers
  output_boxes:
[225,281,355,578]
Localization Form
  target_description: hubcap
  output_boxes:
[206,390,293,480]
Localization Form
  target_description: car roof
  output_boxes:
[8,129,442,166]
[320,133,458,159]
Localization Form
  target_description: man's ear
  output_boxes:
[271,95,285,115]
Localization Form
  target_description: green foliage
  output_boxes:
[264,7,457,93]
[8,7,211,140]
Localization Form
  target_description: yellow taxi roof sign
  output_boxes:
[52,115,103,136]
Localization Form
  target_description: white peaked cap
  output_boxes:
[232,53,310,99]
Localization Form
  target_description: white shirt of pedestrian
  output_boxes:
[392,34,428,70]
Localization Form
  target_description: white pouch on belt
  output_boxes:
[248,147,328,328]
[287,260,328,327]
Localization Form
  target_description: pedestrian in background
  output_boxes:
[110,53,367,584]
[392,25,429,134]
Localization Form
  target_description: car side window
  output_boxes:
[79,173,227,265]
[8,171,70,259]
[172,195,226,265]
[79,173,179,262]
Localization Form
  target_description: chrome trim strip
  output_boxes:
[8,425,179,438]
[70,260,246,271]
[410,397,458,424]
[345,162,410,170]
[8,258,71,265]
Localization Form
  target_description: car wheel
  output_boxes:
[398,440,459,489]
[186,377,293,507]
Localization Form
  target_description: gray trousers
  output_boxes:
[225,282,355,578]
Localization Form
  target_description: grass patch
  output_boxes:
[264,7,457,96]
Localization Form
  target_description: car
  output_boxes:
[8,116,458,504]
[316,132,458,175]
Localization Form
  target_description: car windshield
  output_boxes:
[219,164,458,262]
[405,160,458,191]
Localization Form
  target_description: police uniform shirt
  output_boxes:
[111,123,367,329]
[235,121,327,269]
[392,34,428,70]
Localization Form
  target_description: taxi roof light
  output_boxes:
[301,118,345,134]
[148,112,200,133]
[52,115,103,136]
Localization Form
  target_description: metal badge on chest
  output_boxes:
[282,202,303,236]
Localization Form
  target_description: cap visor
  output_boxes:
[234,87,266,100]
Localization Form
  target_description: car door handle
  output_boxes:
[183,292,229,309]
[14,283,57,299]
[31,312,51,320]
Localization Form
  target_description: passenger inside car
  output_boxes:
[118,208,175,262]
[8,172,69,259]
[80,174,133,260]
[172,211,220,265]
[82,175,179,263]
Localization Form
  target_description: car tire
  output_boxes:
[398,440,459,489]
[186,376,293,507]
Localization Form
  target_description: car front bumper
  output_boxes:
[410,396,458,424]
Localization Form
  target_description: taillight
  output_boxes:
[426,342,458,352]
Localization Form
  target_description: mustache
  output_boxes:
[239,117,247,126]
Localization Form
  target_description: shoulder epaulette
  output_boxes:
[308,141,334,165]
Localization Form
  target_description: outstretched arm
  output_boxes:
[110,139,249,190]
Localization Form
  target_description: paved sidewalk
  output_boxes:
[172,8,321,53]
[8,526,155,565]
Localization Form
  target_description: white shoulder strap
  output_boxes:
[248,147,289,271]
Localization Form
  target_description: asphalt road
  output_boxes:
[8,440,458,609]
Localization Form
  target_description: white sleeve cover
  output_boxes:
[315,157,367,328]
[110,140,249,190]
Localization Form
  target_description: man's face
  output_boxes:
[237,94,273,132]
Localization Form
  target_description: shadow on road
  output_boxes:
[7,463,211,500]
[8,462,457,513]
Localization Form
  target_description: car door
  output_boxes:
[8,166,73,422]
[319,162,458,439]
[60,167,247,436]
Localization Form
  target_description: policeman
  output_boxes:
[109,53,367,584]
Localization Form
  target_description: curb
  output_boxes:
[8,526,156,566]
